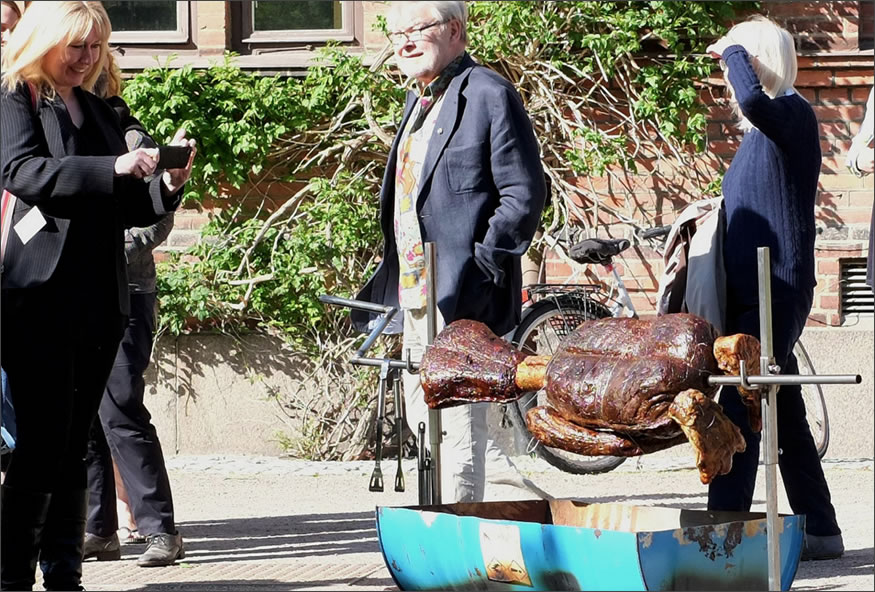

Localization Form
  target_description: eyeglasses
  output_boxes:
[387,20,447,46]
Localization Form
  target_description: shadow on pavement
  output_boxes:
[162,511,380,564]
[794,547,875,589]
[568,491,708,509]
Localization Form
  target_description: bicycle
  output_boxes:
[506,230,830,475]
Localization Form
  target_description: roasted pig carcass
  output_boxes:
[420,314,761,484]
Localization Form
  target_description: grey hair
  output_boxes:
[387,1,469,44]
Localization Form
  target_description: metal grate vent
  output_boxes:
[840,258,874,315]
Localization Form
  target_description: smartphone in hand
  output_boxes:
[157,145,192,170]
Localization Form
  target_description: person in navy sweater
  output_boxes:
[706,16,843,561]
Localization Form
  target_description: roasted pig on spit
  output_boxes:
[420,315,761,484]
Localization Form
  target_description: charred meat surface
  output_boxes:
[421,319,529,409]
[543,314,719,435]
[714,333,763,432]
[668,389,746,484]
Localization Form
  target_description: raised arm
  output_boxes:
[720,44,804,146]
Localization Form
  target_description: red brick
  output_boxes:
[797,87,817,102]
[545,261,573,280]
[819,121,851,139]
[796,69,834,88]
[848,191,874,208]
[851,87,873,103]
[818,173,864,190]
[816,246,864,258]
[766,2,831,18]
[817,258,841,274]
[835,69,875,87]
[817,87,850,104]
[708,140,741,157]
[816,191,846,207]
[836,208,875,224]
[805,312,827,326]
[813,104,865,122]
[819,294,840,310]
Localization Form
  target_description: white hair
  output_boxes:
[387,1,469,44]
[724,15,799,132]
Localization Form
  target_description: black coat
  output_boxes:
[1,83,180,314]
[352,54,546,337]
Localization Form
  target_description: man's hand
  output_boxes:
[160,128,197,196]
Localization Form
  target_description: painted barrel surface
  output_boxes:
[376,500,804,591]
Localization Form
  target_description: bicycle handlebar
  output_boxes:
[639,225,671,240]
[318,294,401,360]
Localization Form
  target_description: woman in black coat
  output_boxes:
[0,2,195,589]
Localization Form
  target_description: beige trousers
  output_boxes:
[402,308,547,503]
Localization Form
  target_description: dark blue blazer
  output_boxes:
[352,54,546,337]
[1,83,180,315]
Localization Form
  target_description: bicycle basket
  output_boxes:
[524,284,611,338]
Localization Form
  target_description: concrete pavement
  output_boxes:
[33,453,873,591]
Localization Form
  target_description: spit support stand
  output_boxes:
[424,242,443,505]
[706,247,862,591]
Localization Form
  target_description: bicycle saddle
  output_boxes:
[568,238,631,265]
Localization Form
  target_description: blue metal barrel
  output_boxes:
[376,500,804,591]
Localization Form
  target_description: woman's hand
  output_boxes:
[160,128,197,196]
[706,37,733,59]
[114,148,158,178]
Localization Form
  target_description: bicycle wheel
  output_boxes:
[794,340,830,459]
[509,296,627,475]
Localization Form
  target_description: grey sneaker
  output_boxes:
[82,532,121,561]
[137,533,185,567]
[801,533,844,561]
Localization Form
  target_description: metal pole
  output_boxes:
[424,243,442,505]
[758,247,781,591]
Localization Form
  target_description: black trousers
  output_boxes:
[85,292,176,537]
[708,295,841,537]
[0,283,125,495]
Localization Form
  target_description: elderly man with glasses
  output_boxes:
[352,1,548,503]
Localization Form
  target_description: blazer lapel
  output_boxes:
[38,97,74,157]
[416,60,475,208]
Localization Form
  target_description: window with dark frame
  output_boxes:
[859,0,874,50]
[104,0,190,44]
[233,0,360,52]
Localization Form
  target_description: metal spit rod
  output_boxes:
[424,242,443,505]
[759,248,782,592]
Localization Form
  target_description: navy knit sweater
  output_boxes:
[721,44,820,307]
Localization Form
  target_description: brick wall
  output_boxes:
[541,1,874,326]
[156,1,873,326]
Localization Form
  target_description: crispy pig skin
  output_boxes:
[421,320,529,409]
[525,405,688,456]
[545,314,720,437]
[668,389,747,484]
[713,333,763,433]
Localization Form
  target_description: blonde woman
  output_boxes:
[706,16,842,561]
[0,2,195,589]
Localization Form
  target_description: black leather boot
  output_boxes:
[39,489,88,591]
[0,485,52,591]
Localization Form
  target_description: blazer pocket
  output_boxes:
[444,143,488,193]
